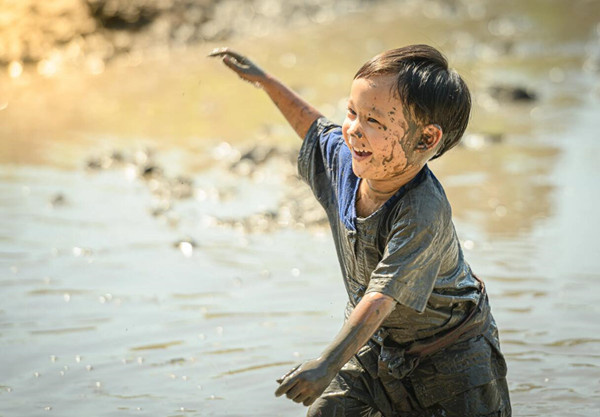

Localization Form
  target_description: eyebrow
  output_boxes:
[368,107,385,118]
[347,99,385,118]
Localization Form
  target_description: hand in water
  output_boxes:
[208,48,267,87]
[275,358,336,407]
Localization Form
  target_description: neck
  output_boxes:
[364,163,425,199]
[365,180,398,197]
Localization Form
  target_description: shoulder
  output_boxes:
[385,167,451,236]
[305,116,343,144]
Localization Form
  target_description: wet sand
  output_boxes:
[1,0,600,415]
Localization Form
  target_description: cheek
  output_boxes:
[383,130,409,169]
[341,124,350,147]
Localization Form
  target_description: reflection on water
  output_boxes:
[2,0,600,416]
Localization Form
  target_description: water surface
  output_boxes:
[1,0,600,415]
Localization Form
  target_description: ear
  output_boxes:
[416,124,443,152]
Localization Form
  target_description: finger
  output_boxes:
[293,392,309,404]
[207,47,228,57]
[286,384,301,399]
[275,378,298,397]
[276,364,300,384]
[303,396,316,407]
[222,56,243,71]
[208,48,247,64]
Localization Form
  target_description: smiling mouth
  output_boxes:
[352,146,372,158]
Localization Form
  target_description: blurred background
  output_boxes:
[1,0,599,416]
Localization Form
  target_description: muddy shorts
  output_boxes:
[307,335,511,417]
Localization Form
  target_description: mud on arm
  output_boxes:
[209,48,323,139]
[274,292,396,406]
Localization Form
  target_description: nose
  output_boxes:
[347,119,363,139]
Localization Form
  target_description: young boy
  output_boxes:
[209,45,511,417]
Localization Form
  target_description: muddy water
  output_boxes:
[2,0,600,416]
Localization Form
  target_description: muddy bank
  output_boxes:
[0,0,377,70]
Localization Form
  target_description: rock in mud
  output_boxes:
[488,85,538,102]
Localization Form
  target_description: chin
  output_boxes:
[351,161,364,178]
[351,162,374,180]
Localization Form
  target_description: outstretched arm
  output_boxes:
[274,292,396,406]
[208,48,323,140]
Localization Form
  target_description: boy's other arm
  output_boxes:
[274,292,396,406]
[209,48,323,140]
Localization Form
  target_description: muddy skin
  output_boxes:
[208,48,266,85]
[388,107,397,124]
[274,293,395,407]
[399,106,424,168]
[381,139,399,166]
[377,109,420,180]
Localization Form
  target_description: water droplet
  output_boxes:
[50,355,57,362]
[44,406,52,411]
[59,371,65,376]
[293,352,301,358]
[8,61,23,78]
[37,58,59,77]
[216,326,224,335]
[125,165,137,182]
[198,333,206,340]
[182,375,188,381]
[86,365,94,371]
[463,240,475,250]
[291,268,301,277]
[34,372,40,378]
[137,357,144,364]
[179,241,194,257]
[95,381,102,388]
[63,293,71,303]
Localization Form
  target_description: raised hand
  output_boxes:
[208,47,267,87]
[208,47,322,139]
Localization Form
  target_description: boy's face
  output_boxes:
[342,75,422,183]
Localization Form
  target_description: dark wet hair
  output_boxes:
[354,44,471,159]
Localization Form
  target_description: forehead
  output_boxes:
[349,75,403,112]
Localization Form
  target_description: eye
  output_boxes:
[347,107,357,117]
[367,117,380,124]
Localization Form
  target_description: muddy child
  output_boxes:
[210,45,511,416]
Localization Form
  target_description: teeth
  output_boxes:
[353,146,370,156]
